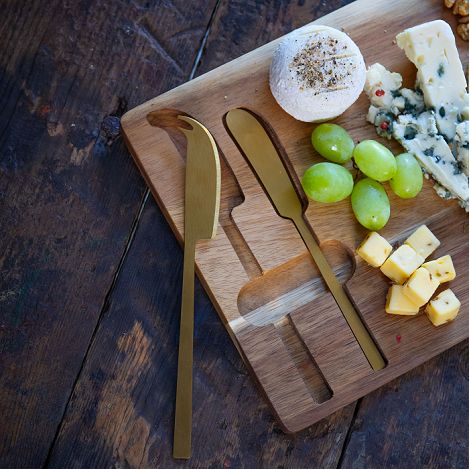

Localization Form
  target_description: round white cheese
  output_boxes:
[269,25,366,122]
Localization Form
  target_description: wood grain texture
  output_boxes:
[121,0,469,433]
[0,0,217,467]
[2,0,467,468]
[339,341,469,469]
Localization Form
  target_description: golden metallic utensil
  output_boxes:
[171,115,221,459]
[225,108,385,371]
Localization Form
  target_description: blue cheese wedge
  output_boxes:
[455,121,469,176]
[396,20,469,142]
[365,63,425,139]
[393,112,469,209]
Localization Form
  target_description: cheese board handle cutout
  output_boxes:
[224,108,386,371]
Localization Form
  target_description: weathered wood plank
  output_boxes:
[0,0,217,467]
[47,1,360,467]
[339,342,469,469]
[197,0,355,76]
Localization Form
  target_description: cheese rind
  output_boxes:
[422,255,456,283]
[356,232,393,267]
[404,225,440,259]
[396,20,469,142]
[385,285,420,315]
[270,25,366,122]
[403,267,440,307]
[426,288,461,326]
[380,245,424,284]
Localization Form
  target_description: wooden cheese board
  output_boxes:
[121,0,469,433]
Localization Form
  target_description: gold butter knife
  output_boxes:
[225,108,385,371]
[170,115,221,459]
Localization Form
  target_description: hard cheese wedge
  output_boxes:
[356,232,393,267]
[426,288,461,326]
[386,285,420,315]
[403,267,440,307]
[422,255,456,284]
[380,244,424,284]
[405,225,440,259]
[396,20,469,141]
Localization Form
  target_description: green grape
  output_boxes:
[389,153,423,199]
[353,140,397,182]
[311,123,354,164]
[351,178,390,230]
[302,162,353,203]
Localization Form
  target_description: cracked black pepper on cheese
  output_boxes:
[269,25,366,122]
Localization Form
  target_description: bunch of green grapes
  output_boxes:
[302,124,423,230]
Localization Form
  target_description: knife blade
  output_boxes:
[225,108,385,371]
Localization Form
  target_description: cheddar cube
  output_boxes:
[385,285,420,315]
[405,225,440,259]
[356,232,393,267]
[426,289,461,326]
[422,255,456,284]
[403,267,439,307]
[380,245,424,284]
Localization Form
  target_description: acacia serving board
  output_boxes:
[121,0,469,433]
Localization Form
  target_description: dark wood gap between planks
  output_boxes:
[41,1,223,467]
[42,187,149,468]
[335,398,362,469]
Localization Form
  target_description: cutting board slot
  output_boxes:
[146,108,191,161]
[274,316,332,403]
[223,107,308,210]
[238,243,354,326]
[145,107,263,279]
[290,293,377,391]
[218,151,263,279]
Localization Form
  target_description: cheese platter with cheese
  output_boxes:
[121,0,469,453]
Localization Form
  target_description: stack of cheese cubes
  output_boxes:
[356,225,460,326]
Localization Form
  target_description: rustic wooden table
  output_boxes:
[0,1,468,468]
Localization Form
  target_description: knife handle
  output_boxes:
[173,238,196,459]
[292,215,386,371]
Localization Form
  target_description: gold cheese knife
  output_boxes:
[225,108,385,371]
[170,115,221,459]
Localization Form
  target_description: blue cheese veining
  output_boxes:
[396,20,469,142]
[393,112,468,208]
[455,121,469,176]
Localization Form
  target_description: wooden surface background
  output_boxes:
[0,0,467,468]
